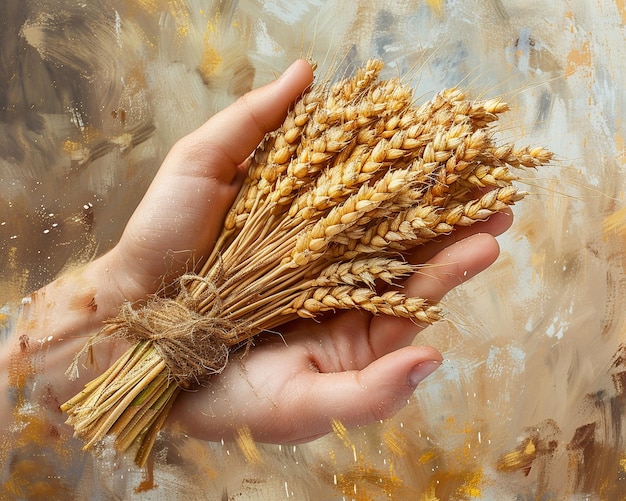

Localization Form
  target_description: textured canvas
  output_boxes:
[1,1,625,498]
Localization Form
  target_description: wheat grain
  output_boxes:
[61,58,553,467]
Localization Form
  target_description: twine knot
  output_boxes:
[70,274,247,388]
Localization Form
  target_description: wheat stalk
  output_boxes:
[61,59,553,466]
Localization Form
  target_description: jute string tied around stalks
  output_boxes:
[69,274,248,388]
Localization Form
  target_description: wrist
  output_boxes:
[1,250,130,387]
[0,254,130,460]
[23,253,125,342]
[0,252,134,422]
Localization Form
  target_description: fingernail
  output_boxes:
[408,360,441,388]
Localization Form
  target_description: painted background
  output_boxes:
[1,0,626,498]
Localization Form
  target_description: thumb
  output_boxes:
[113,60,315,300]
[303,346,442,432]
[180,58,316,176]
[138,58,315,214]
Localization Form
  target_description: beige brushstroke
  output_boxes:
[3,0,626,498]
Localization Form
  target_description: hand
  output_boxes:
[170,220,509,443]
[2,60,512,446]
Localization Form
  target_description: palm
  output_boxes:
[170,223,505,443]
[4,60,517,453]
[173,310,421,443]
[70,60,512,445]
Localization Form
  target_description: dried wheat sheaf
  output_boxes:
[61,59,552,466]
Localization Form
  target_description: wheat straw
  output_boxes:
[61,59,553,466]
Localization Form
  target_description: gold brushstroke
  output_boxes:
[616,0,626,26]
[0,247,28,306]
[383,426,408,457]
[168,0,191,38]
[199,18,223,80]
[457,469,483,497]
[331,419,353,449]
[420,486,439,500]
[418,449,438,465]
[426,0,444,17]
[326,419,416,498]
[565,40,592,78]
[603,206,626,236]
[334,465,405,500]
[497,438,537,472]
[235,426,261,464]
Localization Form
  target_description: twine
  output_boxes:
[69,274,249,388]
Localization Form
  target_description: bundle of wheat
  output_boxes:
[61,59,552,466]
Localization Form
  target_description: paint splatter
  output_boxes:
[2,0,626,498]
